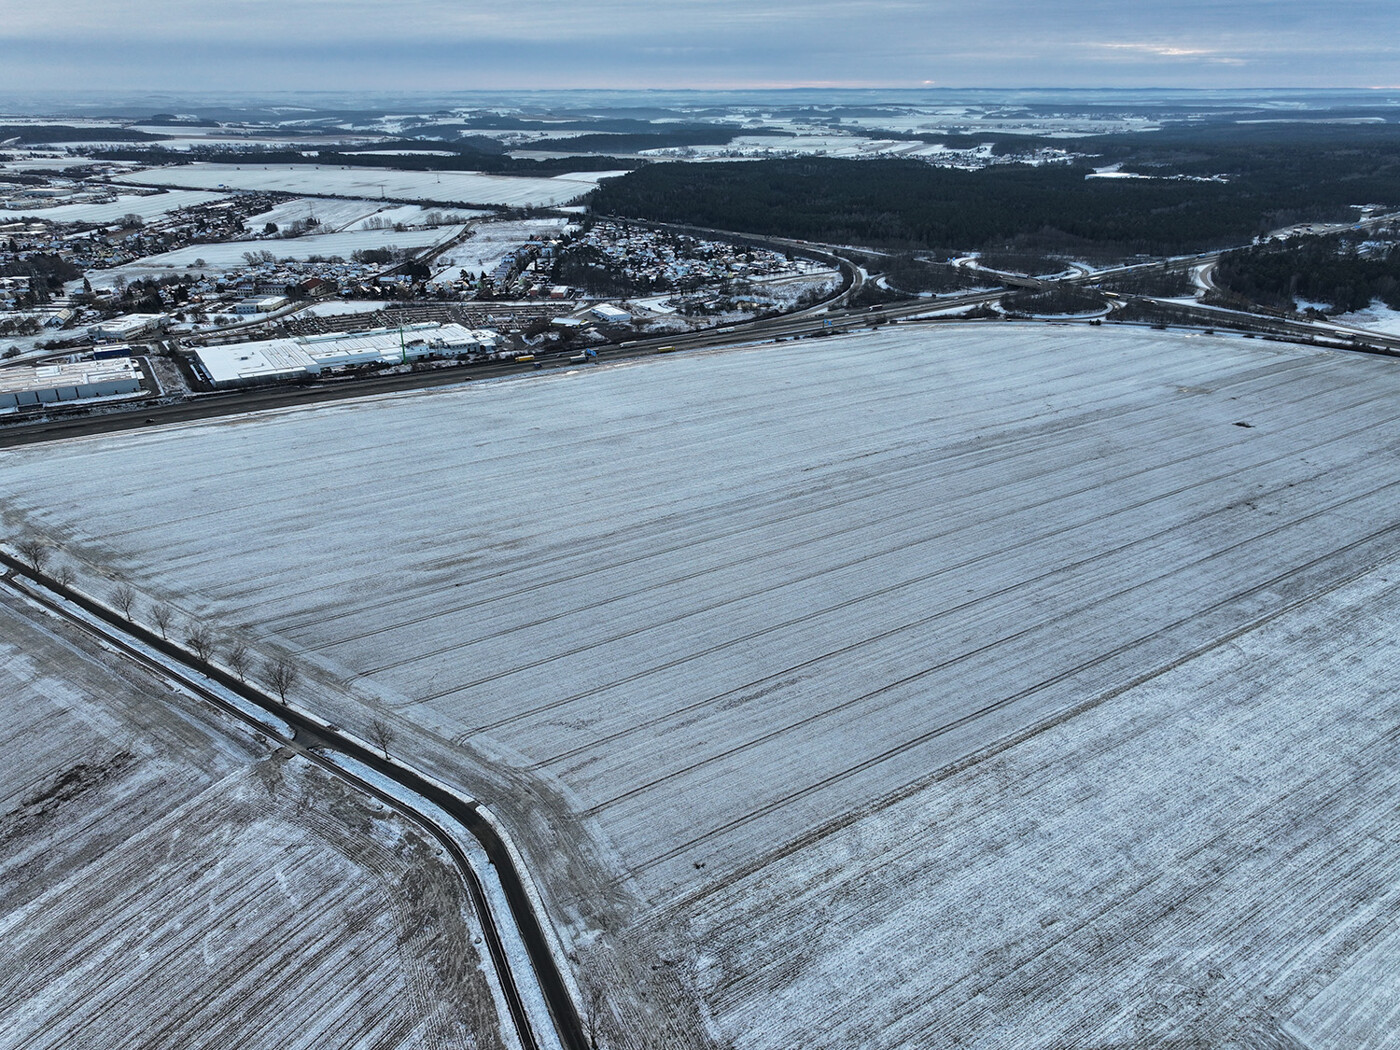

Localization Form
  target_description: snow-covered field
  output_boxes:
[8,325,1400,1046]
[748,271,840,309]
[0,588,506,1050]
[303,299,396,317]
[0,189,228,225]
[432,217,573,279]
[113,163,616,208]
[642,134,948,161]
[0,156,105,172]
[1305,298,1400,336]
[241,197,487,235]
[85,224,465,287]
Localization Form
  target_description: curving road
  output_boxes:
[0,552,588,1050]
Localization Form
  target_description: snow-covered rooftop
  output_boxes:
[0,356,143,407]
[192,322,497,385]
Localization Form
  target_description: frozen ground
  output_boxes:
[1302,298,1400,336]
[303,299,396,317]
[0,586,509,1050]
[84,224,466,287]
[112,164,616,208]
[643,134,954,162]
[683,561,1400,1049]
[748,271,840,309]
[432,217,573,279]
[7,325,1400,1046]
[242,198,487,235]
[0,189,228,225]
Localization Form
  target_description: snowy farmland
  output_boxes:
[0,189,228,225]
[7,325,1400,1046]
[113,163,621,208]
[85,224,467,288]
[240,198,488,235]
[433,217,575,279]
[0,588,507,1050]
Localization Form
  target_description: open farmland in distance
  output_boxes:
[85,223,469,288]
[112,163,625,208]
[0,588,507,1050]
[433,217,575,279]
[0,189,229,225]
[240,198,489,234]
[6,325,1400,1046]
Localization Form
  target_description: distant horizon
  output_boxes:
[3,85,1400,119]
[3,0,1395,98]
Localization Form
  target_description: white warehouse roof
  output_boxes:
[590,303,632,323]
[192,323,498,387]
[0,357,143,409]
[88,314,164,340]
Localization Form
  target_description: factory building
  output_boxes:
[88,314,165,341]
[590,303,632,324]
[191,323,499,389]
[233,296,289,315]
[0,358,145,410]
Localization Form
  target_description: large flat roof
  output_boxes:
[0,356,140,396]
[192,322,495,384]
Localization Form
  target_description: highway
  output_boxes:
[6,213,1400,449]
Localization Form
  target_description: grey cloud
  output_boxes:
[1,0,1396,91]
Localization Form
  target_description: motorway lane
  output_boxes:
[0,280,1007,448]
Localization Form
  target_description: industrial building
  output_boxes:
[590,303,632,324]
[191,323,499,388]
[87,314,164,341]
[0,357,145,409]
[233,296,288,315]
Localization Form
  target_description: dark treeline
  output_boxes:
[401,115,696,135]
[1214,234,1400,313]
[881,253,988,294]
[1,254,84,302]
[0,125,168,144]
[89,146,638,176]
[336,137,507,156]
[590,119,1400,258]
[1002,286,1106,315]
[517,127,790,154]
[1063,121,1400,187]
[551,245,643,297]
[591,158,1278,257]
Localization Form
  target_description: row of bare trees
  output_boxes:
[119,586,300,700]
[11,534,401,776]
[6,539,301,706]
[108,582,299,700]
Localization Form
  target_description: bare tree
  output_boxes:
[582,981,607,1050]
[53,563,75,588]
[226,642,250,681]
[265,658,297,703]
[111,583,137,618]
[368,718,395,760]
[16,538,47,574]
[185,622,216,663]
[150,602,174,639]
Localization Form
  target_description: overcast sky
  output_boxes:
[2,0,1397,94]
